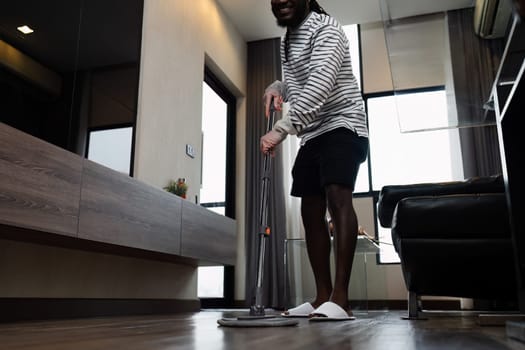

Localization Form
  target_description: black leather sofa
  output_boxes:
[377,175,517,318]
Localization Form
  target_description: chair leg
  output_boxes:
[402,291,427,320]
[408,291,419,318]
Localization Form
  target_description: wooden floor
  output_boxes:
[0,310,524,350]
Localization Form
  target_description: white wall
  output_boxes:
[0,239,196,298]
[361,13,449,94]
[134,0,247,300]
[360,21,393,94]
[135,0,246,195]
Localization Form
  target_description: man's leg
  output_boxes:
[325,183,358,312]
[301,195,332,308]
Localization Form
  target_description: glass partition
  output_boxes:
[377,0,505,132]
[0,0,143,171]
[0,0,83,148]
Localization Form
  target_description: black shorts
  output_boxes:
[291,128,368,197]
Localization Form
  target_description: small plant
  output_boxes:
[164,178,188,198]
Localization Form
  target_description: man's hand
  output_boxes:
[260,130,285,155]
[263,90,283,118]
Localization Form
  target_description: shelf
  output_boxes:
[499,59,525,122]
[493,15,525,313]
[0,122,237,266]
[493,15,525,115]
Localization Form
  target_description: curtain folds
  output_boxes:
[245,38,288,309]
[447,8,504,177]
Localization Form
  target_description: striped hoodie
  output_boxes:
[269,11,368,145]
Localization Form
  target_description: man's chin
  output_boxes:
[276,18,288,27]
[276,17,300,28]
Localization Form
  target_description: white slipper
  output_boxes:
[281,302,315,318]
[309,301,355,321]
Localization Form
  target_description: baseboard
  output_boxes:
[353,299,460,311]
[218,299,512,316]
[230,299,461,311]
[0,298,201,323]
[421,299,463,311]
[362,300,407,310]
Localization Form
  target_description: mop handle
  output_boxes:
[259,99,275,236]
[251,98,276,316]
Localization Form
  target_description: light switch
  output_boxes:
[186,144,195,158]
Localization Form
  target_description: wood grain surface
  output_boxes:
[1,122,236,265]
[0,122,82,237]
[181,201,236,265]
[0,310,521,350]
[78,159,182,255]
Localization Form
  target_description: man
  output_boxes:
[261,0,369,320]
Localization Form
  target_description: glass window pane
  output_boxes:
[87,127,132,174]
[198,266,224,298]
[368,91,464,191]
[208,207,225,215]
[376,220,400,264]
[396,89,451,132]
[343,24,368,193]
[343,24,361,90]
[201,82,227,206]
[354,161,369,193]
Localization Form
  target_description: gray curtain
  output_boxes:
[448,8,504,177]
[245,38,288,309]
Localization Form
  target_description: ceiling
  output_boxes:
[0,0,143,72]
[0,0,476,74]
[215,0,476,41]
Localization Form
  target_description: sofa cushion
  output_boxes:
[377,175,504,228]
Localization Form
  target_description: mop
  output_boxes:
[217,100,298,327]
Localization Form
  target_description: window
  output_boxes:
[200,82,228,215]
[200,68,236,217]
[198,67,236,307]
[343,24,369,193]
[366,89,464,263]
[87,126,133,174]
[198,266,224,298]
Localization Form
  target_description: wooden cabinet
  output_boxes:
[0,122,236,266]
[0,124,82,237]
[181,200,236,266]
[78,159,183,256]
[493,15,525,311]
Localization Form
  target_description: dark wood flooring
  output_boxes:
[0,310,524,349]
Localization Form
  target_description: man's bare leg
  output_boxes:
[301,195,332,308]
[325,184,358,315]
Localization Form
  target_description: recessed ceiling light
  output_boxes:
[17,25,34,35]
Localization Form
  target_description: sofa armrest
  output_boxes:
[392,193,510,241]
[377,175,503,227]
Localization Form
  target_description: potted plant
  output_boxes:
[164,178,188,199]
